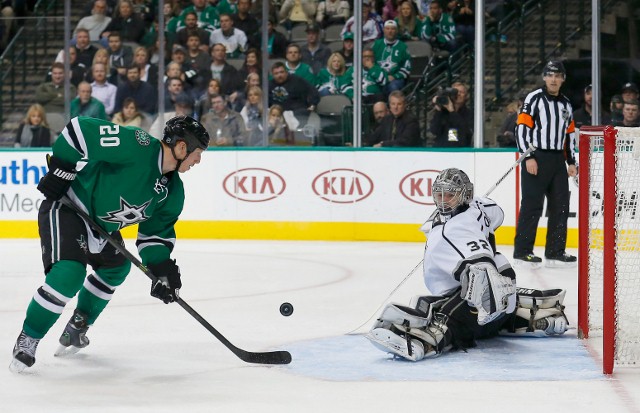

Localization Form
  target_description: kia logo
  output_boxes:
[312,169,374,203]
[399,169,440,205]
[223,168,286,202]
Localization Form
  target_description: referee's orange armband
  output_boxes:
[517,113,534,128]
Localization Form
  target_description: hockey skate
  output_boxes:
[513,254,543,269]
[54,309,90,357]
[9,331,41,373]
[545,253,577,268]
[366,328,426,361]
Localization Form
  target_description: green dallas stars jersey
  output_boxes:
[53,116,184,264]
[371,39,412,81]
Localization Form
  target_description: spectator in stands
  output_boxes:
[268,61,320,127]
[413,0,431,16]
[150,92,194,137]
[285,43,316,85]
[209,43,244,100]
[163,77,187,111]
[497,91,527,147]
[218,0,239,15]
[176,0,220,34]
[363,100,389,144]
[373,20,411,94]
[107,32,134,81]
[175,11,211,52]
[201,93,247,146]
[209,13,248,59]
[572,84,593,129]
[367,90,421,147]
[194,78,222,120]
[233,0,260,50]
[184,32,212,97]
[345,48,387,104]
[449,0,475,48]
[268,104,295,145]
[430,82,473,147]
[13,104,52,148]
[53,46,88,86]
[278,0,317,31]
[114,65,157,114]
[316,0,350,28]
[395,0,422,41]
[101,0,146,45]
[621,82,639,103]
[112,97,144,127]
[301,23,332,75]
[1,0,15,51]
[421,0,457,53]
[163,1,182,46]
[74,0,112,43]
[315,52,352,97]
[133,46,159,86]
[36,62,77,113]
[88,48,119,85]
[90,62,118,116]
[338,31,354,67]
[130,0,155,26]
[266,17,289,59]
[341,0,382,44]
[609,94,624,124]
[382,0,400,21]
[238,48,261,80]
[240,86,264,146]
[614,100,640,127]
[70,81,108,120]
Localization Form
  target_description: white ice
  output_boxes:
[1,239,639,413]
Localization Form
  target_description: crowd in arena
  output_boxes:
[7,0,640,149]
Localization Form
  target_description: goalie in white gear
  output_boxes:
[367,168,569,361]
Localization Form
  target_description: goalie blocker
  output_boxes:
[366,287,569,361]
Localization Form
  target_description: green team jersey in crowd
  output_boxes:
[344,65,388,99]
[285,62,316,86]
[54,116,184,264]
[371,38,412,81]
[315,68,353,96]
[176,5,220,33]
[217,0,238,16]
[421,13,456,45]
[395,17,423,41]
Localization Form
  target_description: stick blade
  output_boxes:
[239,350,292,365]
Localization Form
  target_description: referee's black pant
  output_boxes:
[514,150,570,258]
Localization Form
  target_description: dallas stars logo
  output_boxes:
[77,235,88,253]
[100,197,151,229]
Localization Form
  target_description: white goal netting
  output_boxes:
[583,127,640,368]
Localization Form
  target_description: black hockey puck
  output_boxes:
[280,302,294,317]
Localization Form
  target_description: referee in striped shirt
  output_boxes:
[513,60,578,268]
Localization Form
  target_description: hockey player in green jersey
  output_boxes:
[10,115,210,373]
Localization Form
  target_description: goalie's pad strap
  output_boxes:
[516,288,566,309]
[377,303,431,329]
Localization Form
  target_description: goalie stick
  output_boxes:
[346,148,535,335]
[59,196,292,365]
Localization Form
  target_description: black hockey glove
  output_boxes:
[37,155,77,200]
[149,259,182,304]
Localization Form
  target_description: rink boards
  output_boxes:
[0,148,580,246]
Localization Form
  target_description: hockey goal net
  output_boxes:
[578,126,640,374]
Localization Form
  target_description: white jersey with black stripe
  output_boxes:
[421,197,504,296]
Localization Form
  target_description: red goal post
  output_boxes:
[578,126,640,375]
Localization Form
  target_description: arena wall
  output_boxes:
[0,148,579,247]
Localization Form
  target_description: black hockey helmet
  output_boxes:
[542,60,566,78]
[432,168,474,216]
[162,115,209,155]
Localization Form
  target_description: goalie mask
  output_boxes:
[432,168,473,216]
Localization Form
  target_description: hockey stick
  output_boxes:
[59,196,292,365]
[346,148,535,335]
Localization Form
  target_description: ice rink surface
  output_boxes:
[1,239,639,413]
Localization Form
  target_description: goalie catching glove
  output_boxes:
[149,259,182,304]
[460,262,516,325]
[37,155,77,200]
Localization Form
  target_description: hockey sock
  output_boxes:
[23,260,86,339]
[76,264,129,325]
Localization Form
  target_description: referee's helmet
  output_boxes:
[542,60,566,78]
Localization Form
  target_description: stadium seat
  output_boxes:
[227,59,244,70]
[327,41,343,53]
[323,24,344,43]
[405,41,432,58]
[316,94,352,146]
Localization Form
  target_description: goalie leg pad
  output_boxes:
[501,288,569,337]
[370,303,431,331]
[460,262,516,326]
